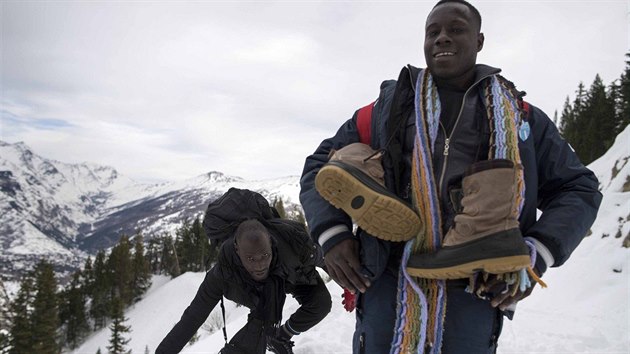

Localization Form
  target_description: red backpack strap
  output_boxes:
[521,100,530,120]
[357,101,375,144]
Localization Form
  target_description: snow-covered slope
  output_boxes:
[71,126,629,353]
[0,140,301,280]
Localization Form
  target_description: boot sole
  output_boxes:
[406,255,531,279]
[406,230,531,279]
[315,162,420,242]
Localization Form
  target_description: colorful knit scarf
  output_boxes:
[390,69,527,354]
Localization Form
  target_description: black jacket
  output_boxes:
[156,234,331,353]
[300,64,602,278]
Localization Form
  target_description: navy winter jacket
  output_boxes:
[300,64,602,277]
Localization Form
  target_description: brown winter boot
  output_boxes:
[406,159,531,279]
[315,143,421,242]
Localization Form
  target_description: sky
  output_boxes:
[1,0,628,182]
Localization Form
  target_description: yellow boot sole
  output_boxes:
[315,163,421,242]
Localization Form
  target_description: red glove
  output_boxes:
[342,288,356,312]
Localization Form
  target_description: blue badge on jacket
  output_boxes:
[519,121,530,141]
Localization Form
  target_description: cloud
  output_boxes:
[2,110,74,132]
[1,1,627,182]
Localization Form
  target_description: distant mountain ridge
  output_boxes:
[0,141,301,280]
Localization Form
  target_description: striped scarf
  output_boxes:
[390,69,526,354]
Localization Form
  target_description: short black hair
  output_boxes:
[234,219,269,244]
[433,0,482,31]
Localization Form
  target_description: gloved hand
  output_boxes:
[266,325,295,354]
[472,268,543,311]
[342,288,356,312]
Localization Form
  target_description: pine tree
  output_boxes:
[59,272,90,349]
[132,233,152,302]
[273,197,287,219]
[609,78,622,133]
[293,210,307,227]
[108,235,134,306]
[107,298,131,354]
[568,82,588,157]
[175,220,195,272]
[574,82,587,115]
[0,279,11,353]
[0,330,9,354]
[8,274,34,354]
[584,75,616,163]
[175,218,210,272]
[30,260,60,354]
[159,234,180,277]
[617,53,630,134]
[559,71,624,165]
[559,96,574,138]
[192,217,211,271]
[145,236,162,274]
[81,256,95,297]
[90,251,110,330]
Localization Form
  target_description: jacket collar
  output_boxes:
[401,64,501,91]
[473,64,501,82]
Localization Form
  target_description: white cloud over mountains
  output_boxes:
[2,1,627,182]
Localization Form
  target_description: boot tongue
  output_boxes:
[329,143,386,186]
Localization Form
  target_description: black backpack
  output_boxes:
[202,187,323,269]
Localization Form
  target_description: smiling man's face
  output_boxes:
[423,2,484,89]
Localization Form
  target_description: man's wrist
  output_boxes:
[279,322,299,340]
[318,225,355,254]
[524,236,554,275]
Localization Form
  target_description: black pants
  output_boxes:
[220,317,267,354]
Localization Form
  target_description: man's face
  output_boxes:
[235,232,273,281]
[423,2,484,88]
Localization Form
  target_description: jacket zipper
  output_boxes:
[436,74,493,191]
[404,65,495,191]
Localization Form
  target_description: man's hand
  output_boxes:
[478,271,539,311]
[324,238,370,293]
[266,335,294,354]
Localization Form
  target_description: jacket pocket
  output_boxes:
[358,229,390,281]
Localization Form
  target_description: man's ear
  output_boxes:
[477,32,485,52]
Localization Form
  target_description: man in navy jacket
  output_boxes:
[299,0,602,353]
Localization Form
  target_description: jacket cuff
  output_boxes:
[318,225,355,254]
[278,321,299,340]
[533,255,548,276]
[525,236,554,276]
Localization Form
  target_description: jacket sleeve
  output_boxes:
[284,275,332,334]
[525,104,602,272]
[299,115,361,253]
[156,268,225,354]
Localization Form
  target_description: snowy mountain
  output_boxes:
[71,125,630,354]
[0,140,301,280]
